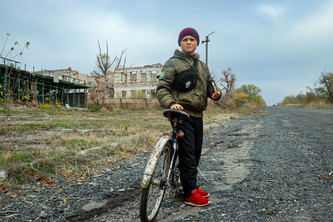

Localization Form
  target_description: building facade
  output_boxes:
[35,67,96,91]
[113,63,162,98]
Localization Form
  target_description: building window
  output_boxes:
[141,73,147,83]
[151,70,157,81]
[130,71,137,83]
[121,72,127,83]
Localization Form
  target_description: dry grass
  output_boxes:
[0,102,265,185]
[0,106,169,184]
[205,101,266,120]
[281,102,333,109]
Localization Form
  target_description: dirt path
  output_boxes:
[92,106,333,222]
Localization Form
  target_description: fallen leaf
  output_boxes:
[1,184,6,191]
[7,193,16,198]
[318,175,332,180]
[63,197,67,203]
[12,183,21,189]
[44,178,57,184]
[77,180,84,186]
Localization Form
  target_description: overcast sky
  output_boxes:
[1,0,333,105]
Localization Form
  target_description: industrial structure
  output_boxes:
[0,61,91,108]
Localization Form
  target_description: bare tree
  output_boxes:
[218,67,236,93]
[90,40,127,102]
[216,67,237,108]
[320,71,333,103]
[92,40,127,76]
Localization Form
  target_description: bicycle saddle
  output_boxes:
[163,109,190,122]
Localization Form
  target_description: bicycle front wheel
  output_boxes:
[140,142,172,222]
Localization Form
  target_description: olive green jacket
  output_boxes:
[156,49,220,117]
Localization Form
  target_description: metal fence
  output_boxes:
[89,98,160,110]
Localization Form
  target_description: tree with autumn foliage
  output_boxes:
[236,84,265,104]
[234,92,248,107]
[280,71,333,105]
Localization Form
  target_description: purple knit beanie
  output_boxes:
[178,27,200,46]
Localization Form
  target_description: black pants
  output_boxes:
[177,116,203,198]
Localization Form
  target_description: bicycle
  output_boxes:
[140,108,190,222]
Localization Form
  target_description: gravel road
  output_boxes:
[1,106,332,222]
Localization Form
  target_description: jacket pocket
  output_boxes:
[192,78,206,111]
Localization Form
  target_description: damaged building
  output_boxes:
[113,63,162,98]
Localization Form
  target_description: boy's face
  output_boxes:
[180,35,197,55]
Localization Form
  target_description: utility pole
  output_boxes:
[201,31,215,66]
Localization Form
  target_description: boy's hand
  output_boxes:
[170,104,184,110]
[211,89,221,100]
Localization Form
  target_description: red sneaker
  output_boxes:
[197,188,210,198]
[184,189,210,207]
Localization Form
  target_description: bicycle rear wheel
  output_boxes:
[140,142,172,222]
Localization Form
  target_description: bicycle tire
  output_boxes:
[140,142,172,222]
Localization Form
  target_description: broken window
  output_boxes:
[151,70,157,82]
[131,71,137,83]
[121,72,127,83]
[141,73,147,83]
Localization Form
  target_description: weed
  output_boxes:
[0,108,11,114]
[39,103,53,109]
[54,123,78,128]
[15,123,41,131]
[0,150,36,183]
[89,105,101,112]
